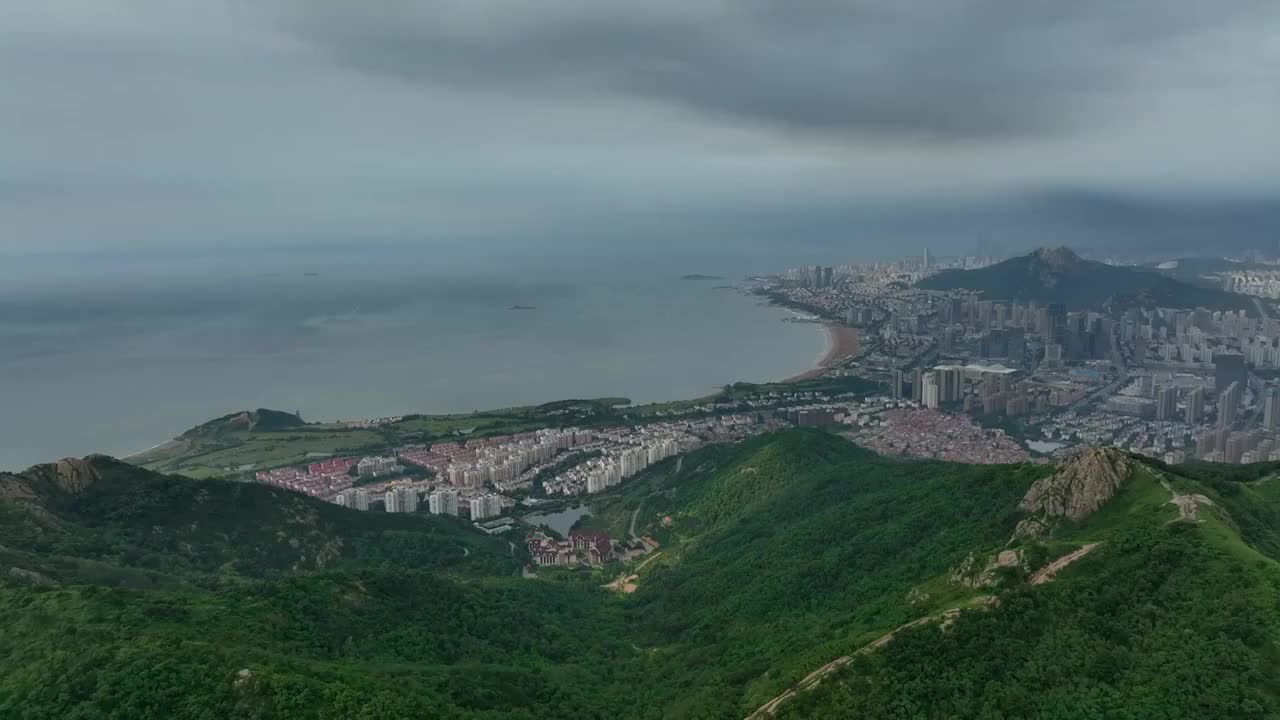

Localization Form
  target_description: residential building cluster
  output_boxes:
[397,428,595,493]
[357,456,398,477]
[1220,270,1280,300]
[542,421,708,496]
[1195,427,1280,464]
[255,457,357,498]
[846,406,1032,464]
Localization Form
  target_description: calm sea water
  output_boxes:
[0,250,827,470]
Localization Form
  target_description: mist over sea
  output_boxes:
[0,248,830,471]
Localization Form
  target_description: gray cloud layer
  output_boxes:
[288,0,1274,141]
[2,0,1279,257]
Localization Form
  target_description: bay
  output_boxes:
[0,250,827,471]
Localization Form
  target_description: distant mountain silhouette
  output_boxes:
[918,246,1258,314]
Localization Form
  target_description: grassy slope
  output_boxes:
[778,461,1280,720]
[622,431,1051,715]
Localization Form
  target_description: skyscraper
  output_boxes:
[1007,329,1026,366]
[1185,386,1205,425]
[940,366,964,403]
[1215,353,1247,393]
[1046,303,1067,345]
[1155,385,1178,421]
[1218,381,1242,429]
[1265,387,1280,431]
[922,374,940,409]
[890,369,905,400]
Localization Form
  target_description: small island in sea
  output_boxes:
[510,304,537,310]
[681,273,723,281]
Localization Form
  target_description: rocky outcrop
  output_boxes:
[47,458,100,494]
[1011,517,1049,540]
[1019,448,1132,522]
[1,457,100,501]
[948,549,1023,589]
[8,567,56,586]
[0,473,37,501]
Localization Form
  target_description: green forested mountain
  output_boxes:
[918,246,1257,314]
[2,431,1279,719]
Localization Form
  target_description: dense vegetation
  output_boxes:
[918,246,1257,314]
[778,464,1280,719]
[3,431,1280,718]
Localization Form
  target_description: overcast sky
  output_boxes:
[3,0,1279,260]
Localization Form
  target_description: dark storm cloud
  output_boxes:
[284,0,1273,141]
[1,0,1278,256]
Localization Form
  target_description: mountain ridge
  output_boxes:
[3,431,1280,718]
[918,245,1258,314]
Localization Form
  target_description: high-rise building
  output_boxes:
[428,489,459,516]
[1265,388,1280,431]
[942,325,960,353]
[1185,387,1205,425]
[1007,329,1026,366]
[1218,381,1242,429]
[912,368,925,403]
[1215,353,1247,393]
[469,494,504,521]
[934,366,963,403]
[1195,431,1216,457]
[385,490,401,513]
[1155,385,1178,421]
[1225,434,1245,464]
[399,487,418,513]
[1046,303,1067,345]
[1139,375,1155,398]
[1042,343,1063,369]
[922,374,940,409]
[890,369,905,400]
[354,489,370,511]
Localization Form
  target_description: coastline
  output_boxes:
[782,323,860,383]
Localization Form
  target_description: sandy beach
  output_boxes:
[783,324,861,383]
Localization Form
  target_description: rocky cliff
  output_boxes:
[0,457,100,501]
[1019,448,1132,522]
